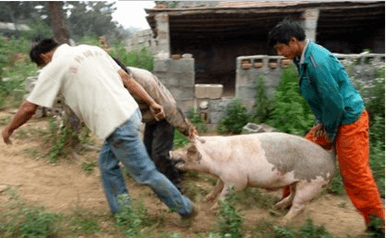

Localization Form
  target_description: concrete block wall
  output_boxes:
[195,85,233,131]
[153,55,195,116]
[236,55,287,111]
[235,53,385,112]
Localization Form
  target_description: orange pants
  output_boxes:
[282,110,385,225]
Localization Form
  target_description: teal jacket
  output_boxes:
[294,42,364,141]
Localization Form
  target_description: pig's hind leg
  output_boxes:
[281,178,325,223]
[274,183,296,210]
[206,179,224,202]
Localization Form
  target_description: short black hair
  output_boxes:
[268,19,306,48]
[29,38,58,67]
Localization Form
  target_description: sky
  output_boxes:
[111,1,156,30]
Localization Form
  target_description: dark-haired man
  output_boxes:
[113,58,188,193]
[2,39,198,225]
[268,20,384,231]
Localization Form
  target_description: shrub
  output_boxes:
[265,65,314,136]
[109,41,154,72]
[216,98,252,134]
[252,75,272,124]
[187,107,207,133]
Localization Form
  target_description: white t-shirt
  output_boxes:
[27,44,139,140]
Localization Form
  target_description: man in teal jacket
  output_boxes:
[268,19,384,234]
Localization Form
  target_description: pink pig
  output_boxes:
[169,127,335,223]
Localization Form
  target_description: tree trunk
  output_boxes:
[46,1,69,45]
[46,1,81,151]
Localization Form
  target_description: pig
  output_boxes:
[169,127,335,223]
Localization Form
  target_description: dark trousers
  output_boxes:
[143,119,184,192]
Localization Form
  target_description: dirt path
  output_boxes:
[0,110,368,237]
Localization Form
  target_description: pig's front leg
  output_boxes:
[205,179,224,202]
[210,183,233,211]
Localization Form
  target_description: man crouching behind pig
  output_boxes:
[170,126,336,224]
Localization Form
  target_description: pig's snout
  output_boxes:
[169,151,186,170]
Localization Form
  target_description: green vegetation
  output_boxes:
[216,187,244,238]
[216,98,252,134]
[187,107,207,133]
[109,41,155,72]
[265,65,314,136]
[252,75,272,124]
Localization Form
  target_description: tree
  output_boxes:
[0,2,47,37]
[46,1,82,158]
[65,1,121,42]
[46,1,68,44]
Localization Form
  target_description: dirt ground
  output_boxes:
[0,110,370,238]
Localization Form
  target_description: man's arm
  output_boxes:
[2,100,38,144]
[118,69,165,121]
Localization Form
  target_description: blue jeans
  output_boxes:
[98,109,193,216]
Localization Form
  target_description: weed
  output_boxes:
[71,216,99,234]
[274,226,296,238]
[272,219,335,238]
[0,189,58,238]
[115,195,147,237]
[217,187,244,238]
[81,157,98,174]
[235,188,276,209]
[365,216,385,238]
[49,126,74,163]
[19,207,58,237]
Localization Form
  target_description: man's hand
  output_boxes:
[150,102,165,121]
[1,100,37,145]
[311,124,331,142]
[2,126,13,145]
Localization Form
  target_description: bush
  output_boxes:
[216,98,252,134]
[252,75,272,124]
[266,81,314,136]
[187,107,207,133]
[109,41,154,72]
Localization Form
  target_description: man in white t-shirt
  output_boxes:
[2,39,198,225]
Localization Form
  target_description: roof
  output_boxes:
[145,1,384,44]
